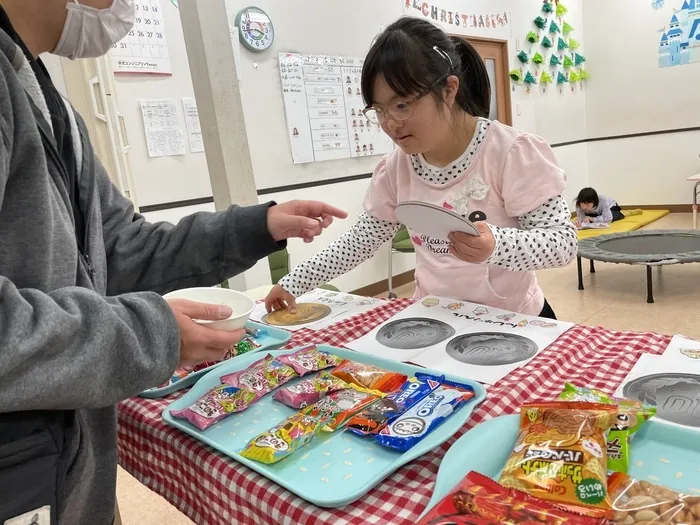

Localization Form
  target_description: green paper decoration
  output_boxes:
[557,72,568,85]
[532,52,545,65]
[550,54,562,66]
[517,50,530,64]
[556,3,569,17]
[558,37,569,51]
[541,36,553,48]
[510,69,524,82]
[569,70,581,83]
[524,71,537,85]
[579,69,590,81]
[549,21,561,34]
[534,16,548,29]
[563,21,574,35]
[526,30,540,44]
[563,55,574,68]
[542,1,554,14]
[540,71,553,84]
[575,53,586,66]
[569,37,580,50]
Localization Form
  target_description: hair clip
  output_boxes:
[432,46,454,70]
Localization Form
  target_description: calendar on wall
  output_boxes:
[279,53,394,164]
[111,0,172,75]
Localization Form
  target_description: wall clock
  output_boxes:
[235,6,275,53]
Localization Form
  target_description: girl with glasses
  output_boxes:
[265,17,577,319]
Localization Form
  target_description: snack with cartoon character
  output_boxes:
[374,380,475,452]
[170,385,257,430]
[499,402,617,519]
[273,371,350,409]
[559,382,656,473]
[220,354,298,401]
[300,385,383,432]
[346,373,444,436]
[331,360,407,393]
[277,346,343,377]
[240,413,325,464]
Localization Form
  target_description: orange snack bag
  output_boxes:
[330,360,406,393]
[499,402,618,519]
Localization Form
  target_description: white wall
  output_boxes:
[583,0,700,204]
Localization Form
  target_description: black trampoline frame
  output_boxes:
[576,229,700,303]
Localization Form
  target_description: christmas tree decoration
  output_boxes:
[510,69,524,82]
[517,50,530,64]
[541,36,553,49]
[579,69,590,81]
[569,70,581,83]
[526,30,540,44]
[557,71,569,84]
[563,21,574,35]
[549,21,561,34]
[563,55,574,68]
[556,3,569,18]
[534,16,548,29]
[540,71,553,84]
[550,54,562,66]
[651,0,664,8]
[557,37,569,51]
[524,71,537,84]
[569,37,580,50]
[532,52,545,65]
[574,53,587,66]
[542,1,554,14]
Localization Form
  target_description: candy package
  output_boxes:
[346,373,444,436]
[273,371,350,409]
[240,413,325,464]
[374,380,475,452]
[154,367,193,389]
[300,385,383,432]
[170,385,256,430]
[220,354,297,400]
[559,382,656,473]
[277,346,343,377]
[230,337,262,358]
[499,402,618,519]
[331,360,407,393]
[608,472,700,524]
[418,471,607,525]
[245,327,267,339]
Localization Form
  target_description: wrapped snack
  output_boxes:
[418,471,607,525]
[609,472,700,524]
[170,385,256,430]
[277,346,343,376]
[300,385,383,432]
[220,354,297,400]
[273,371,350,409]
[331,360,407,393]
[245,326,267,339]
[240,413,325,464]
[346,373,444,436]
[499,402,618,519]
[374,380,475,452]
[560,383,656,473]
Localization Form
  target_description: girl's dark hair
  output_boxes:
[361,17,490,117]
[576,187,600,208]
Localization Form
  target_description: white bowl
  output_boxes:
[163,287,255,332]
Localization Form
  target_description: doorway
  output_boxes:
[453,36,512,126]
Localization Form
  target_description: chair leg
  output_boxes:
[387,244,397,299]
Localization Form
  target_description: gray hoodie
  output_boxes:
[0,29,281,524]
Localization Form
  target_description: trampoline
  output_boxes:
[577,229,700,303]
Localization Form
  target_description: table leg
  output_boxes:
[577,256,584,290]
[646,265,654,304]
[589,260,596,274]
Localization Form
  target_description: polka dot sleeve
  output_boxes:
[278,212,401,297]
[486,195,578,271]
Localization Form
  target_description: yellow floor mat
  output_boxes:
[575,210,671,240]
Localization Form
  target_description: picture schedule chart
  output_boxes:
[111,0,171,75]
[279,53,394,164]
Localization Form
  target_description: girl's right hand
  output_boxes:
[265,284,297,313]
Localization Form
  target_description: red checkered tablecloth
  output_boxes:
[117,299,671,525]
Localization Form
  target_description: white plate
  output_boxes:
[395,201,480,239]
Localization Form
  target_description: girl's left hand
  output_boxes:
[448,222,495,263]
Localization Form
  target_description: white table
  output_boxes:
[690,173,700,229]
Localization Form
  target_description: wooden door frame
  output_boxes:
[450,35,513,126]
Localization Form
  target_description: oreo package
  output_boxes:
[346,373,443,436]
[374,380,475,452]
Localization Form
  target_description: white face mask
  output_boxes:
[53,0,135,59]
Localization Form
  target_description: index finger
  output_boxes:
[299,201,348,219]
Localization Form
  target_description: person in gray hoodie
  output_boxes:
[0,1,347,523]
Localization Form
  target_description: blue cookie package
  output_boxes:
[373,379,475,452]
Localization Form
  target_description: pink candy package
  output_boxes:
[277,346,344,377]
[273,371,350,409]
[220,354,297,401]
[170,385,256,430]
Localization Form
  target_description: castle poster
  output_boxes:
[659,0,700,67]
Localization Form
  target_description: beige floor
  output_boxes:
[116,212,700,524]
